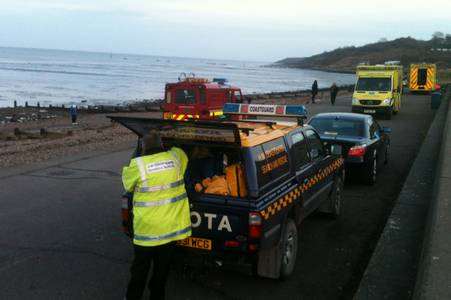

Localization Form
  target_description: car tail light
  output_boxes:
[224,240,240,248]
[249,212,262,239]
[248,244,258,252]
[348,145,367,157]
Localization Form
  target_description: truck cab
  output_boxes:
[351,63,403,119]
[111,103,345,280]
[163,74,243,120]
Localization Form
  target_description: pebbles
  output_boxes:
[0,107,59,125]
[0,125,134,168]
[0,111,139,168]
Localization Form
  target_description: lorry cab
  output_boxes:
[351,63,403,120]
[163,74,243,120]
[111,103,345,280]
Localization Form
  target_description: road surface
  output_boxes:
[0,94,435,299]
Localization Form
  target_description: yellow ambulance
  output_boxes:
[351,63,403,120]
[409,63,437,93]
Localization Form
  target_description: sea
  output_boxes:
[0,47,356,108]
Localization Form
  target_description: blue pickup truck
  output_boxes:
[111,103,345,280]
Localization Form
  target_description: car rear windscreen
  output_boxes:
[356,77,391,91]
[309,118,365,137]
[417,68,427,85]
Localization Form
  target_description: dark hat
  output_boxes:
[141,132,164,155]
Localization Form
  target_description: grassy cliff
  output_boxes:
[274,37,451,81]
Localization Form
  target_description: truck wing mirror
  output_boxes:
[330,144,342,156]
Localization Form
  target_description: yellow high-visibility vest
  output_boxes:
[122,147,191,246]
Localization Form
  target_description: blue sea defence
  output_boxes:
[0,47,355,107]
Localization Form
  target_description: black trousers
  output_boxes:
[311,92,317,103]
[126,243,175,300]
[330,94,337,105]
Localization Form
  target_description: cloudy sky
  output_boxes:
[0,0,450,61]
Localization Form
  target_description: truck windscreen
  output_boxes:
[175,89,196,104]
[356,77,391,92]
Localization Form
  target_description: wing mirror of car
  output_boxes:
[382,127,392,134]
[330,144,343,156]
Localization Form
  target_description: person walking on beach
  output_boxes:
[69,104,78,125]
[311,80,318,104]
[122,133,191,300]
[330,83,339,105]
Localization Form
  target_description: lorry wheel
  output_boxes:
[279,218,298,280]
[329,177,344,219]
[364,152,377,185]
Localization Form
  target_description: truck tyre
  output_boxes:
[329,177,344,219]
[317,176,344,218]
[279,218,298,280]
[364,151,377,185]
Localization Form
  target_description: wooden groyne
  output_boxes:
[1,84,355,121]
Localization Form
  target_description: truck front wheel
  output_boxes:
[279,218,298,280]
[329,177,344,219]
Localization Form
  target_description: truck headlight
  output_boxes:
[352,98,359,105]
[382,98,392,105]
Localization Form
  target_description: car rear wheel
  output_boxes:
[384,145,389,165]
[364,153,377,185]
[279,218,298,280]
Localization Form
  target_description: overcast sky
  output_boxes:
[0,0,450,62]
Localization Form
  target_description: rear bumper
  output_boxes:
[174,246,255,271]
[345,156,366,165]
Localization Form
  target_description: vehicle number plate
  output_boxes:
[364,109,376,113]
[177,237,212,250]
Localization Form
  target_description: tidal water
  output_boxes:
[0,47,355,107]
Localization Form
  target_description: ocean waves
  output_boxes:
[0,47,356,107]
[0,66,132,78]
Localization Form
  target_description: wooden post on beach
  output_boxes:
[37,102,40,108]
[40,128,47,137]
[14,128,21,137]
[25,101,28,108]
[14,100,17,108]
